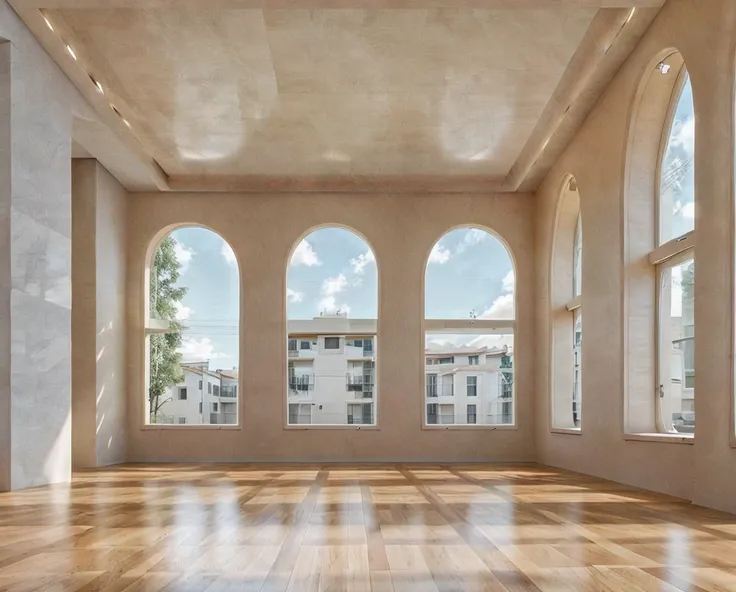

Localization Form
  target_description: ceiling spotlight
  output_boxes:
[42,15,54,31]
[65,44,77,60]
[657,62,671,75]
[88,74,104,94]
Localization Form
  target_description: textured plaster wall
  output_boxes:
[125,192,536,463]
[535,0,736,513]
[0,0,114,490]
[72,160,128,468]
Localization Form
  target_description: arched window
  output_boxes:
[424,227,515,427]
[656,67,695,435]
[551,177,582,431]
[286,227,378,427]
[145,227,240,426]
[625,51,695,437]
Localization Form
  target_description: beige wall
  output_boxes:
[72,159,127,468]
[126,193,535,462]
[535,0,736,513]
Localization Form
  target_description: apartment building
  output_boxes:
[425,346,514,426]
[155,363,238,425]
[288,315,376,426]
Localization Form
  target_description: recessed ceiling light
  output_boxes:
[657,62,671,75]
[625,8,636,24]
[42,15,54,31]
[88,74,104,94]
[122,118,131,128]
[65,44,77,60]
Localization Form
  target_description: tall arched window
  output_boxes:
[145,227,240,426]
[424,227,515,427]
[655,67,695,435]
[625,51,694,437]
[550,176,582,431]
[286,227,378,427]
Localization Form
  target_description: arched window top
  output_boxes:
[573,213,582,298]
[146,226,240,426]
[287,226,377,320]
[659,68,694,245]
[425,226,515,320]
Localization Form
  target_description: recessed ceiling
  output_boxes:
[11,1,664,191]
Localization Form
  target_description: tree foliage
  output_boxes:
[149,236,187,422]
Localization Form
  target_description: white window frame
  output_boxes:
[651,66,695,436]
[564,213,583,430]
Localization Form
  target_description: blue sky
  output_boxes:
[166,226,515,368]
[660,73,695,244]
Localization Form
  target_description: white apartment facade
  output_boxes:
[154,362,239,425]
[287,314,514,427]
[425,346,514,426]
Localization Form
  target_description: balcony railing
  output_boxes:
[289,375,315,394]
[426,383,454,397]
[220,386,237,398]
[346,372,375,393]
[288,349,300,357]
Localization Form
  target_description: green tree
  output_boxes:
[149,236,187,422]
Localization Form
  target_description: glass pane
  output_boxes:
[573,214,582,297]
[425,228,514,320]
[573,310,582,428]
[424,332,514,425]
[148,227,239,425]
[287,228,378,426]
[659,74,695,244]
[658,258,695,434]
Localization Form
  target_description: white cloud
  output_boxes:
[173,240,194,273]
[671,116,695,154]
[174,301,193,320]
[456,228,488,253]
[501,269,515,293]
[178,337,227,361]
[287,288,304,303]
[428,243,451,264]
[318,273,350,314]
[480,269,515,320]
[221,242,237,266]
[350,250,375,275]
[291,240,321,267]
[322,273,348,296]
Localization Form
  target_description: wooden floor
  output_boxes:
[1,465,736,592]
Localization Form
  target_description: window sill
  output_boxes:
[551,427,582,436]
[422,424,517,431]
[624,432,693,444]
[283,424,381,431]
[142,424,241,431]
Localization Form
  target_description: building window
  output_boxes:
[324,337,340,350]
[178,387,187,400]
[198,402,202,414]
[467,404,477,424]
[287,227,378,426]
[212,402,219,412]
[551,177,582,430]
[178,417,186,424]
[425,227,515,426]
[213,385,220,396]
[466,376,478,397]
[145,227,240,426]
[654,68,695,435]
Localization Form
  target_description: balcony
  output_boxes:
[426,384,454,398]
[346,372,375,395]
[220,386,237,398]
[289,375,314,396]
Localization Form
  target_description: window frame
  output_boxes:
[141,225,241,431]
[650,66,696,438]
[423,226,517,430]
